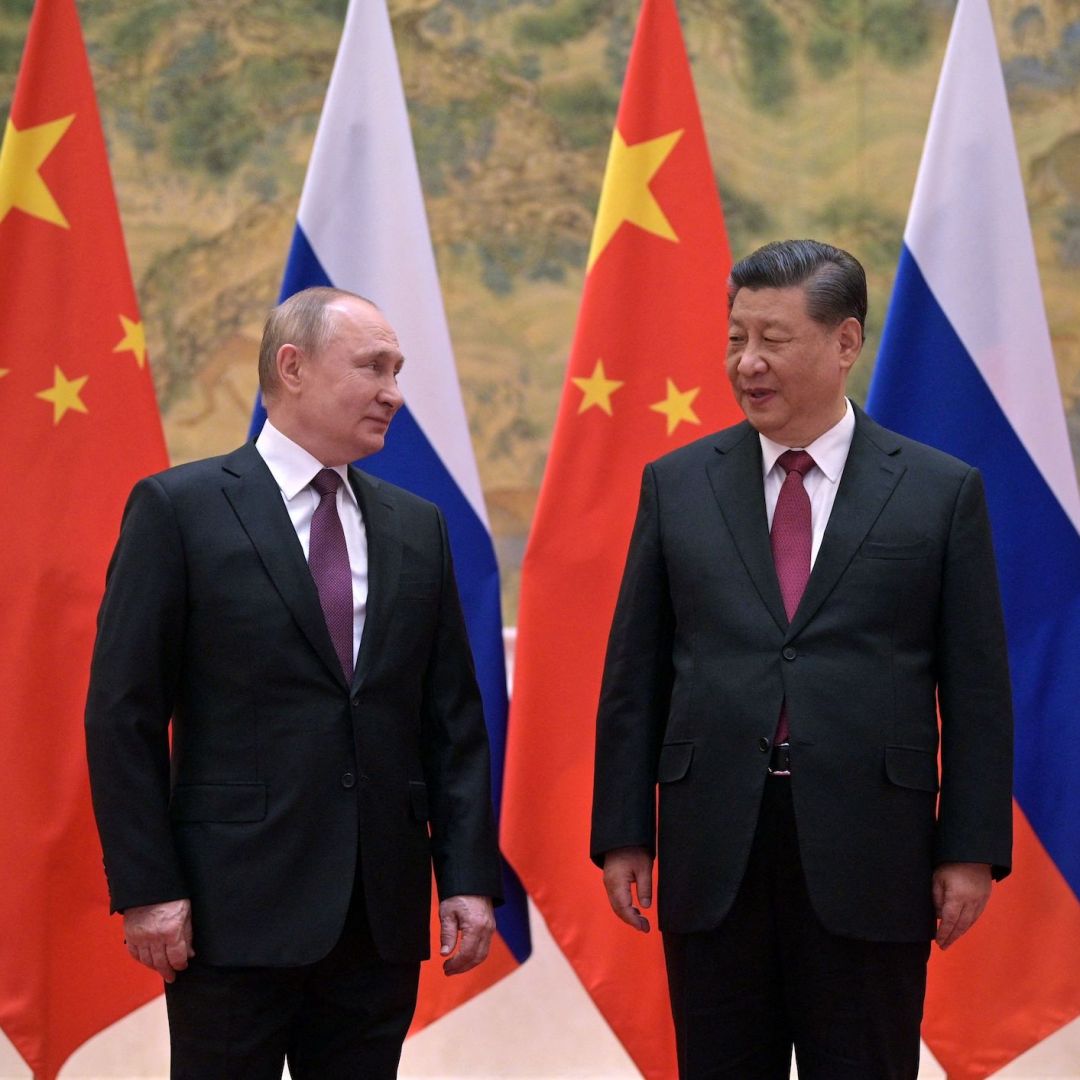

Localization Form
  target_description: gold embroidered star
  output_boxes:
[35,366,88,424]
[0,114,75,228]
[587,127,684,272]
[650,378,701,436]
[113,314,147,368]
[571,359,624,416]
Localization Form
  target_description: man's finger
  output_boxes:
[936,905,960,949]
[147,941,177,983]
[164,937,191,973]
[635,870,653,910]
[444,919,492,975]
[438,910,460,957]
[606,883,650,932]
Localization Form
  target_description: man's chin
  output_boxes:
[351,434,387,461]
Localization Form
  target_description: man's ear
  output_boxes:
[276,343,303,394]
[836,316,863,373]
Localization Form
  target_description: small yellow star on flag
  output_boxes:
[650,377,701,436]
[0,114,75,228]
[35,366,88,424]
[113,314,147,368]
[587,127,684,272]
[0,369,9,379]
[571,359,625,416]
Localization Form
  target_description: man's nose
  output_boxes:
[736,346,766,375]
[378,378,404,408]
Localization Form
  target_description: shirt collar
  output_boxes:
[759,397,855,484]
[254,419,357,506]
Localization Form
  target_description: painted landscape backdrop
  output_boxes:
[2,0,1077,618]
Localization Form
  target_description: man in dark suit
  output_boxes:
[85,286,502,1078]
[591,240,1013,1079]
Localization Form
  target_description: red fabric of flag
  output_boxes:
[502,1,740,1075]
[0,1,169,1076]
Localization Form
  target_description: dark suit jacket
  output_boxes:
[591,404,1013,943]
[86,442,501,966]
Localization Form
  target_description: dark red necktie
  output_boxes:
[770,450,815,747]
[309,469,354,680]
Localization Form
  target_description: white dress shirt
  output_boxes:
[760,398,855,567]
[255,419,368,666]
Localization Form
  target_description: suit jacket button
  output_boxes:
[758,737,770,753]
[341,772,356,789]
[782,646,797,660]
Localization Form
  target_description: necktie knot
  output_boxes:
[311,468,342,499]
[778,449,815,479]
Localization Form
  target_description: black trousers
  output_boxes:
[164,870,420,1080]
[663,777,930,1080]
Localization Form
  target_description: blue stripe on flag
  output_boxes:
[250,224,531,960]
[868,247,1080,897]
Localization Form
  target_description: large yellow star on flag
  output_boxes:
[587,126,684,272]
[35,366,88,424]
[650,377,701,436]
[0,114,75,228]
[113,314,147,368]
[571,359,624,416]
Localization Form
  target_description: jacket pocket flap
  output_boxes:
[861,539,931,559]
[409,780,430,822]
[884,746,939,792]
[657,742,694,783]
[170,783,267,823]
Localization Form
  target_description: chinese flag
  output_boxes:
[501,0,741,1076]
[0,1,169,1077]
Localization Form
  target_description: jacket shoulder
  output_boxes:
[854,407,976,482]
[127,445,256,500]
[351,467,443,522]
[648,420,756,475]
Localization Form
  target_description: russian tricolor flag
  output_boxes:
[249,0,530,1027]
[867,0,1080,1075]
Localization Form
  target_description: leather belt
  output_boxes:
[768,742,791,775]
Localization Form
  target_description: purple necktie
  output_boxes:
[770,450,815,748]
[309,469,354,681]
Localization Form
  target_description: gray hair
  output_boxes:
[258,286,377,398]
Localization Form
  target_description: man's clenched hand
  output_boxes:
[123,898,194,983]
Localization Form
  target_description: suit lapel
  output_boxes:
[706,423,789,633]
[221,443,348,688]
[787,407,905,639]
[349,466,401,691]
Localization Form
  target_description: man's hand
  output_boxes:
[933,862,992,949]
[602,846,654,933]
[438,895,495,975]
[123,898,194,983]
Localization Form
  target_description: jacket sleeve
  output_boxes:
[84,476,189,912]
[590,462,675,865]
[934,466,1013,879]
[420,507,503,902]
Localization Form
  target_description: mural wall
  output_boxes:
[2,0,1077,619]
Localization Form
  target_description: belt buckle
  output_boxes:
[768,742,791,776]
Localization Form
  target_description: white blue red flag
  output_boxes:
[866,0,1080,1075]
[249,0,530,1026]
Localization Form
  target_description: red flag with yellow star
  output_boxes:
[0,1,168,1076]
[501,0,741,1075]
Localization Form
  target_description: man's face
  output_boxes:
[287,297,405,466]
[726,285,860,447]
